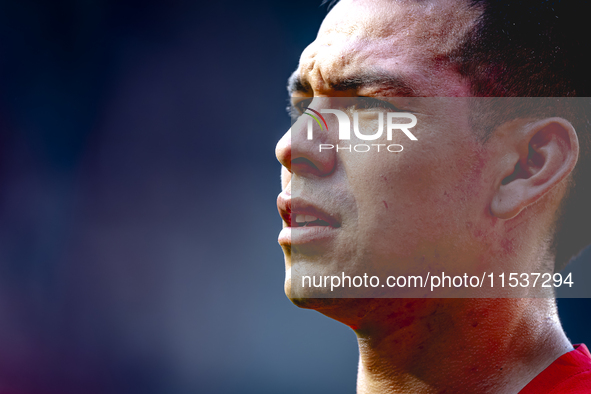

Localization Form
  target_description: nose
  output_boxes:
[275,103,337,177]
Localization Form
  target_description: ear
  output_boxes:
[491,118,579,220]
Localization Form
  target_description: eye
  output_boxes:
[287,98,313,119]
[355,97,402,111]
[286,97,406,120]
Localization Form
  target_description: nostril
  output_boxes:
[291,157,320,172]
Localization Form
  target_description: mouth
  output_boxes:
[293,214,331,227]
[277,193,341,228]
[277,192,341,246]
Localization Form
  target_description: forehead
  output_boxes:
[297,0,482,96]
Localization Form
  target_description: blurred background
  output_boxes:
[0,0,588,393]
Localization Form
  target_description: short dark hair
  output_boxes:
[449,1,591,271]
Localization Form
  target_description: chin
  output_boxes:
[289,297,390,332]
[288,296,338,310]
[284,277,338,307]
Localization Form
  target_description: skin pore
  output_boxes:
[276,0,578,393]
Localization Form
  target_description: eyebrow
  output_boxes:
[287,70,421,97]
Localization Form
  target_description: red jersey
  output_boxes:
[520,344,591,393]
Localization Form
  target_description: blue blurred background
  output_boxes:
[0,0,588,393]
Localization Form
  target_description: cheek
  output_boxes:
[348,146,484,248]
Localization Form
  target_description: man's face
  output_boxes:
[276,0,502,300]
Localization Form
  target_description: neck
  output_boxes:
[353,298,572,394]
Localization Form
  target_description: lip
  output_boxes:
[277,192,341,246]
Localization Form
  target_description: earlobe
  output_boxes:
[491,118,579,220]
